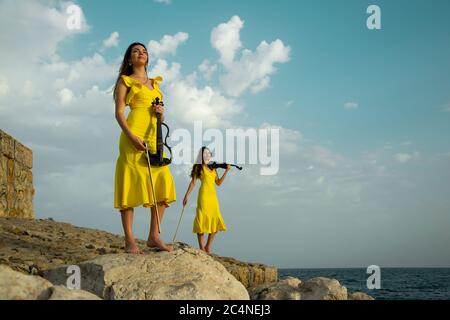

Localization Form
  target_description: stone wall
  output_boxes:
[0,129,34,219]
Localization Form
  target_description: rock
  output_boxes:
[0,264,52,299]
[249,276,359,300]
[211,254,277,288]
[298,277,348,300]
[248,276,302,300]
[348,291,375,300]
[279,276,301,287]
[43,243,249,300]
[0,217,274,289]
[48,285,102,300]
[0,264,102,300]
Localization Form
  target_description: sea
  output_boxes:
[278,268,450,300]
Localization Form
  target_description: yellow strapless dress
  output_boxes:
[192,165,227,234]
[114,74,176,211]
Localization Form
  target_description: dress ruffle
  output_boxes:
[121,75,163,106]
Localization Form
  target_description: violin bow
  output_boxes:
[143,142,161,234]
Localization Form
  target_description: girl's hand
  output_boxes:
[130,135,146,151]
[226,164,231,171]
[183,195,189,207]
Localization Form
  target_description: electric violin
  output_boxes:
[207,161,243,171]
[143,97,172,166]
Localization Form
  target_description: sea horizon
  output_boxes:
[278,267,450,300]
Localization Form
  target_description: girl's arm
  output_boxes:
[183,177,197,206]
[215,165,231,186]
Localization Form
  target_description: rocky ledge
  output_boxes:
[0,217,374,300]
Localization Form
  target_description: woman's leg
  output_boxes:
[147,202,173,252]
[205,232,217,253]
[120,207,142,254]
[197,233,206,251]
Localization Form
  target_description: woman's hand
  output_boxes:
[152,103,164,116]
[183,194,189,207]
[130,135,146,151]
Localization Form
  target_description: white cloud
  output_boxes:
[148,32,189,58]
[394,152,415,163]
[167,80,242,128]
[221,41,290,96]
[198,59,218,81]
[154,0,172,4]
[309,145,343,168]
[259,122,303,154]
[211,15,244,68]
[0,76,9,96]
[149,58,182,83]
[344,102,359,110]
[103,31,119,48]
[0,0,89,65]
[58,88,74,105]
[251,76,270,94]
[42,52,116,94]
[211,16,290,97]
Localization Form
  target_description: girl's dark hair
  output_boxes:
[190,146,208,180]
[113,42,148,100]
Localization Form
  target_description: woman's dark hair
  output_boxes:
[113,42,148,100]
[190,146,209,180]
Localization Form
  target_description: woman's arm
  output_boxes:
[183,177,197,206]
[115,79,146,151]
[215,165,231,186]
[115,79,134,139]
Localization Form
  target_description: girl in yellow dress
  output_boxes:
[183,146,230,253]
[113,42,176,254]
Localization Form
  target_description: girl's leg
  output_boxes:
[120,207,142,254]
[197,233,206,251]
[147,202,173,252]
[205,232,217,254]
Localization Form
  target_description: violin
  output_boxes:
[144,97,172,166]
[207,161,243,171]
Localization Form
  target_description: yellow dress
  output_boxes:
[192,165,227,234]
[114,74,176,211]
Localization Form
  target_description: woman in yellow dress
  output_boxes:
[183,146,230,253]
[113,42,176,254]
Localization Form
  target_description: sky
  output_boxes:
[0,0,449,268]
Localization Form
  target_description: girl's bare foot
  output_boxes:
[124,241,143,254]
[199,246,206,252]
[205,245,212,254]
[146,238,173,252]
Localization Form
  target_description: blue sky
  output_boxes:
[1,0,450,268]
[68,0,450,156]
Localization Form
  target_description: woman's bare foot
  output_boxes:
[124,241,143,254]
[147,238,173,252]
[205,245,212,254]
[199,246,206,252]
